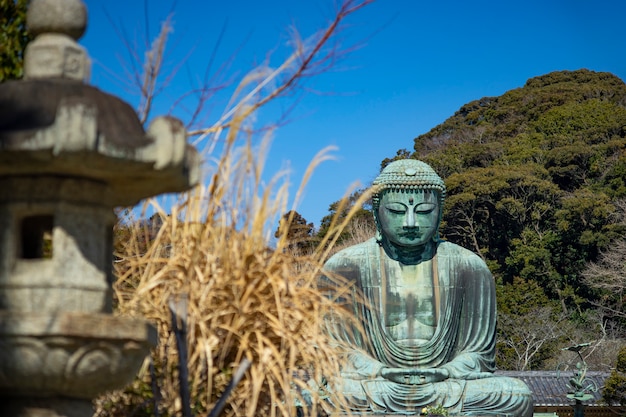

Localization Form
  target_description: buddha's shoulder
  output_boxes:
[437,240,486,265]
[324,238,378,268]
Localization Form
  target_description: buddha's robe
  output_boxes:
[322,238,533,416]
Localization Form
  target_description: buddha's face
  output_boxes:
[377,189,440,248]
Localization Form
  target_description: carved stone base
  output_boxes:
[0,311,157,399]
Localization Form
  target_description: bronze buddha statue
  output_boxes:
[322,159,533,416]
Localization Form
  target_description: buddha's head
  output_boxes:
[372,159,446,255]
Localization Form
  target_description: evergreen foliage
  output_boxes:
[602,345,626,406]
[0,0,31,82]
[275,210,316,255]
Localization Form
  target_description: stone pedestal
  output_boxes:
[0,312,157,397]
[0,313,157,417]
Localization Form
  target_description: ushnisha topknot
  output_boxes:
[372,159,446,208]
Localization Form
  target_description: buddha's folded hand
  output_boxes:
[380,367,449,385]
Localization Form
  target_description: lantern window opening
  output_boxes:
[20,215,54,259]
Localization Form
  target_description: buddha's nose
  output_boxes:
[404,210,417,228]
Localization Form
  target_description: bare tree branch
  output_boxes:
[582,235,626,319]
[188,0,376,142]
[498,307,572,370]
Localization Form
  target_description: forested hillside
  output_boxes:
[381,69,626,371]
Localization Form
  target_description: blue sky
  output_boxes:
[79,0,626,228]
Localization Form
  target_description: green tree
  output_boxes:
[316,187,374,246]
[275,210,315,255]
[0,0,31,82]
[602,345,626,407]
[442,164,561,279]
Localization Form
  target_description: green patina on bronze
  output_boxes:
[322,159,534,416]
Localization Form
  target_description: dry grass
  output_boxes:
[96,119,369,416]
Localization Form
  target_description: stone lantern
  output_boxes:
[0,0,200,416]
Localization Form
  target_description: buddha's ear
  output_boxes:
[373,210,382,242]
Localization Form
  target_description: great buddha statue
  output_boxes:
[321,159,533,416]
